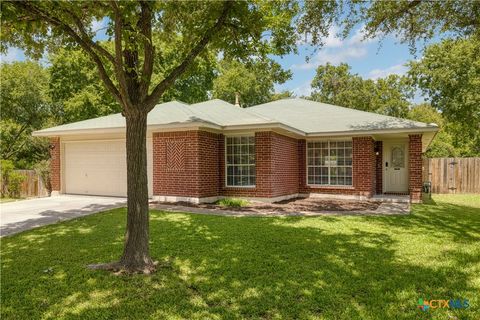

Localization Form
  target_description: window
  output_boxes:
[307,141,352,186]
[226,136,255,187]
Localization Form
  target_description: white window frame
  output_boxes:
[306,139,353,187]
[225,134,256,188]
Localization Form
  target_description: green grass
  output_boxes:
[1,194,479,319]
[215,197,249,208]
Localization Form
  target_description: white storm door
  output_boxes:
[384,142,408,193]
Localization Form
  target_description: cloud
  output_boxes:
[0,47,25,63]
[292,81,312,97]
[367,63,408,80]
[91,18,108,32]
[291,25,377,70]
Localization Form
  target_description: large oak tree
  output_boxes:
[1,0,301,273]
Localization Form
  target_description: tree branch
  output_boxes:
[144,1,233,110]
[58,3,116,66]
[138,1,154,102]
[109,0,133,109]
[12,1,123,107]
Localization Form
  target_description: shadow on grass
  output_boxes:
[1,200,479,319]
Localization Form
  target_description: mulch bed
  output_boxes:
[151,197,381,214]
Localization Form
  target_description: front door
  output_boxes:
[383,141,408,193]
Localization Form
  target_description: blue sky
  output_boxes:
[1,22,425,101]
[273,25,422,97]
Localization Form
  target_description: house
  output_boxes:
[33,98,438,203]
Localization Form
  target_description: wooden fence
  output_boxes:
[423,158,480,194]
[15,170,49,198]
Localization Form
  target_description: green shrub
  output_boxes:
[0,160,25,198]
[216,198,249,208]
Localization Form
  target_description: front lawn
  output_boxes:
[1,194,479,319]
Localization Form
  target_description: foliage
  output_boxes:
[310,63,412,117]
[33,160,52,196]
[48,48,121,124]
[298,1,480,50]
[0,0,307,270]
[1,194,479,319]
[0,160,25,198]
[408,37,480,156]
[213,59,291,107]
[0,61,51,167]
[407,104,456,157]
[216,197,249,208]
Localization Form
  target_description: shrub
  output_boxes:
[0,160,25,198]
[34,160,52,196]
[216,198,249,208]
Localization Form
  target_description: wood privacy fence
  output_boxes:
[423,158,480,194]
[15,170,49,198]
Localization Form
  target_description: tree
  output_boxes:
[49,48,121,124]
[408,37,480,156]
[212,59,291,107]
[407,103,456,157]
[310,63,411,117]
[299,0,480,50]
[0,61,51,168]
[1,0,302,273]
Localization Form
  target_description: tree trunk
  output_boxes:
[119,109,155,272]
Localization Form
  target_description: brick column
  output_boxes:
[375,141,383,194]
[352,137,376,197]
[409,134,423,203]
[50,137,61,195]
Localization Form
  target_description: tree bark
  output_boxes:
[119,109,155,272]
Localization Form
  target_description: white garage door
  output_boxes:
[64,139,153,197]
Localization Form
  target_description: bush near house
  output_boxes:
[216,197,249,208]
[0,160,25,198]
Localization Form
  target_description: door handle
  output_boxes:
[385,161,388,167]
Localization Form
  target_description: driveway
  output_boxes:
[0,195,126,237]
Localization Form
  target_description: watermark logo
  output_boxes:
[417,298,470,311]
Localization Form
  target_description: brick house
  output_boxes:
[34,98,438,203]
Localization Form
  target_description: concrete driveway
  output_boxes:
[0,195,126,237]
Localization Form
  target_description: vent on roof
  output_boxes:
[235,92,241,107]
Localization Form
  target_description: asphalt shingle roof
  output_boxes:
[33,98,437,136]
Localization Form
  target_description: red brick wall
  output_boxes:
[375,141,383,194]
[271,133,300,197]
[50,137,61,192]
[152,130,379,200]
[218,131,299,198]
[299,137,376,197]
[153,131,220,198]
[409,134,423,202]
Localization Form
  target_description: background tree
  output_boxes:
[0,61,51,168]
[1,0,302,273]
[408,37,480,156]
[213,59,291,107]
[310,63,411,117]
[299,0,480,50]
[407,103,456,157]
[49,48,121,124]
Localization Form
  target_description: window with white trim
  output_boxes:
[307,141,352,186]
[226,136,255,187]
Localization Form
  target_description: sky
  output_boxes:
[1,21,427,102]
[272,25,422,97]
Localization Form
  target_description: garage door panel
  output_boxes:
[64,140,152,197]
